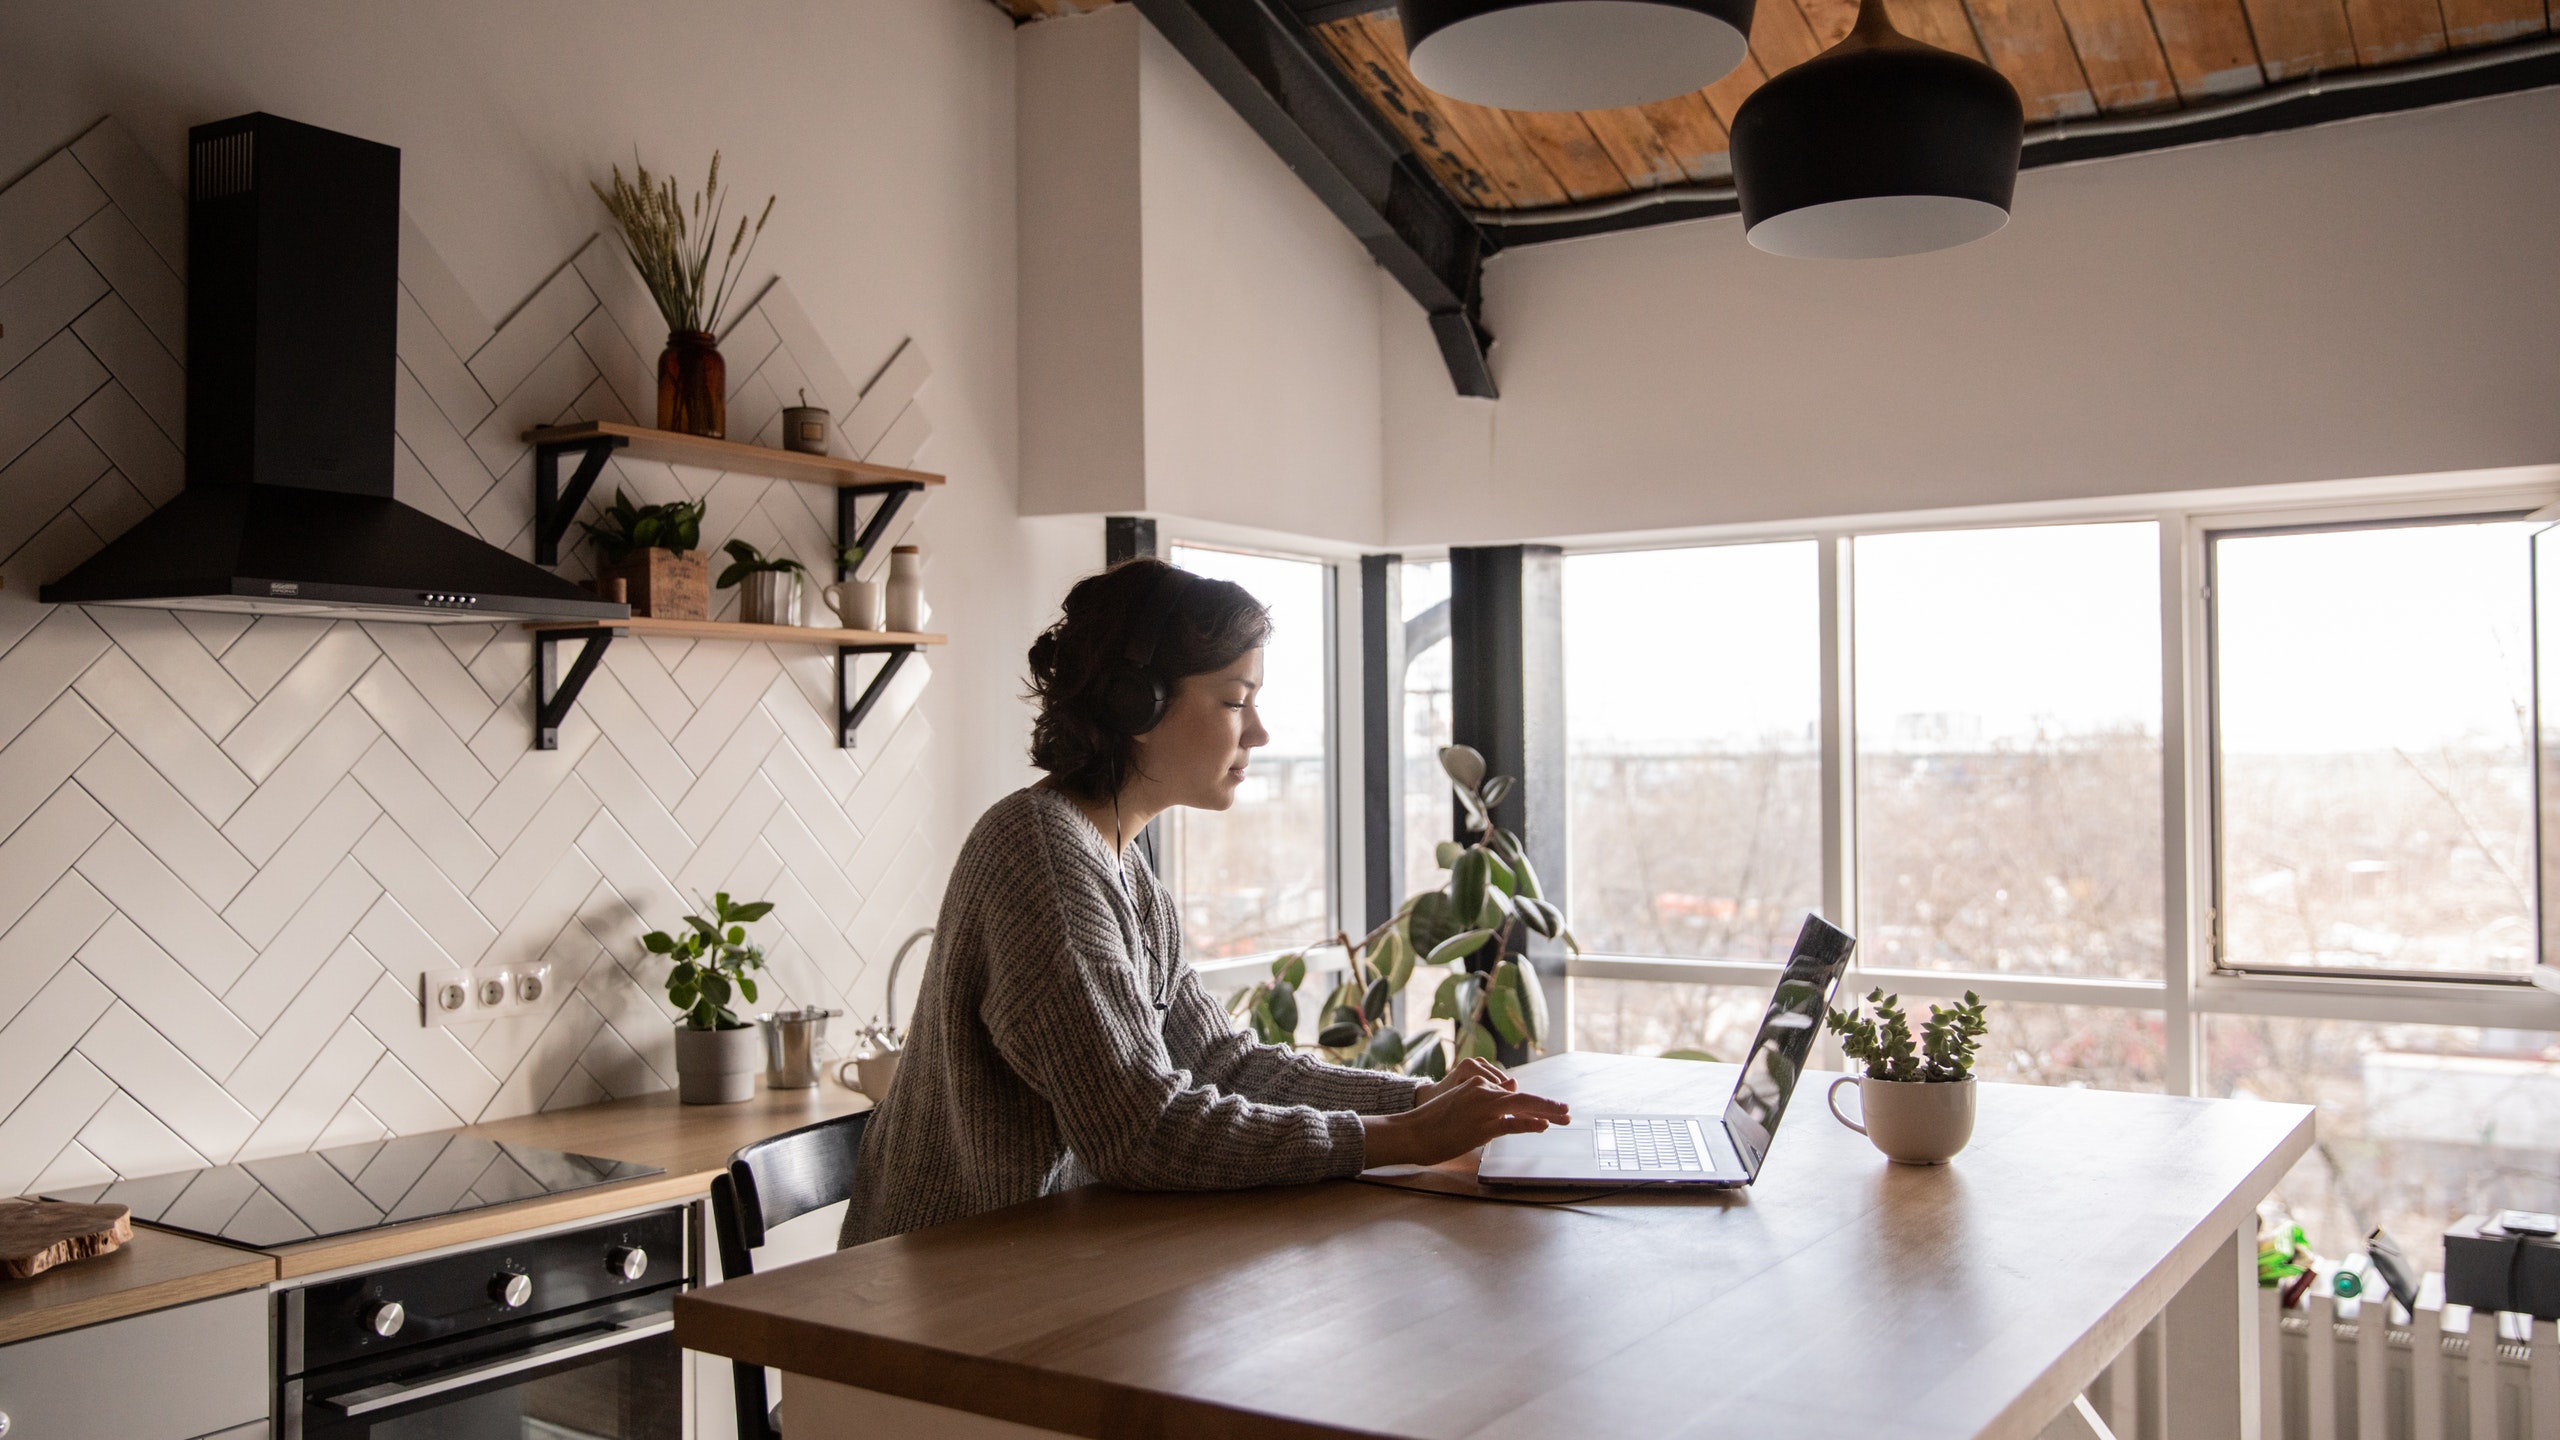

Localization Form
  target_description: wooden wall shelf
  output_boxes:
[530,619,943,752]
[517,424,950,754]
[522,421,945,490]
[528,617,945,647]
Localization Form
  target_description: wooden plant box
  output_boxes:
[599,548,708,620]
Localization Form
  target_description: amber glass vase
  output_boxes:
[657,330,726,438]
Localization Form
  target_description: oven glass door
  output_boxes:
[298,1311,681,1440]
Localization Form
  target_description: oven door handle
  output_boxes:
[317,1313,675,1417]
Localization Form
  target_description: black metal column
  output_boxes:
[1449,545,1568,1060]
[1362,555,1405,933]
[1106,516,1163,874]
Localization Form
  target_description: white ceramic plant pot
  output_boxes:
[674,1023,761,1104]
[1826,1075,1976,1164]
[739,570,801,626]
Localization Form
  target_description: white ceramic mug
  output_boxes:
[822,576,884,631]
[1827,1075,1976,1164]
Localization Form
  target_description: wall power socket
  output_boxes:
[420,962,554,1028]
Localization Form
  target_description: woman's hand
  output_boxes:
[1361,1067,1570,1169]
[1415,1056,1512,1108]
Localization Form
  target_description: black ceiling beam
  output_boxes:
[1132,0,1499,397]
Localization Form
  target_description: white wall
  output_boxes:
[1383,86,2560,545]
[0,0,1074,1194]
[1017,5,1386,543]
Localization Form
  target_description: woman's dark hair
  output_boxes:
[1028,558,1271,799]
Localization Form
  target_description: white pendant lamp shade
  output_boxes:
[1729,0,2023,259]
[1401,0,1756,112]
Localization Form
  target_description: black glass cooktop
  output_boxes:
[46,1136,662,1249]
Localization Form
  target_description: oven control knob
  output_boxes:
[606,1245,649,1281]
[367,1300,406,1337]
[491,1271,533,1309]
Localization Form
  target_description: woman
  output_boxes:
[842,558,1569,1246]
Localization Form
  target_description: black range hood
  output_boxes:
[43,113,626,626]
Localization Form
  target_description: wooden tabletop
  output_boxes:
[262,1079,869,1278]
[676,1052,2312,1440]
[0,1223,273,1346]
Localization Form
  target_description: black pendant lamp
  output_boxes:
[1729,0,2024,258]
[1401,0,1757,112]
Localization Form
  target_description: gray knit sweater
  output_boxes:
[839,786,1425,1246]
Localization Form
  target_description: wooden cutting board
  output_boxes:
[0,1199,133,1280]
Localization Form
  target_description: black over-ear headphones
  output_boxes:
[1094,566,1197,737]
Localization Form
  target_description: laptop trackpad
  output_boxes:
[1501,1122,1593,1158]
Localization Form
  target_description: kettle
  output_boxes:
[756,1007,839,1090]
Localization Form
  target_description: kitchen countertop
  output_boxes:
[262,1078,871,1278]
[0,1223,275,1346]
[4,1078,870,1339]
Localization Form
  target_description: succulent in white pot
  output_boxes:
[645,891,774,1104]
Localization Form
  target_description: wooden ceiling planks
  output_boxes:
[1009,0,2552,215]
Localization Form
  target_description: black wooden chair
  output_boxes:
[707,1111,869,1440]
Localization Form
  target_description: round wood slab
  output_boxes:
[0,1199,133,1280]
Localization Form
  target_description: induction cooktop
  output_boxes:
[45,1135,662,1249]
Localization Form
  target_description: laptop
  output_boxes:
[1478,913,1857,1188]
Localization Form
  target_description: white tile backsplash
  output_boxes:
[0,117,943,1191]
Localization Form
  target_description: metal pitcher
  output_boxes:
[757,1007,839,1089]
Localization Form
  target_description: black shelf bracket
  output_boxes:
[837,645,920,749]
[829,479,928,750]
[534,433,631,564]
[534,628,621,750]
[836,481,927,576]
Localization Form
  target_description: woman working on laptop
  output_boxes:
[842,558,1569,1246]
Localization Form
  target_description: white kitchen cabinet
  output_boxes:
[0,1289,267,1440]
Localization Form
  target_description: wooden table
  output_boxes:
[676,1053,2312,1440]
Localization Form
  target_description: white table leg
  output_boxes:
[2040,1394,2121,1440]
[2163,1217,2259,1440]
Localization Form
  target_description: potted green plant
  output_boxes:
[593,153,772,439]
[646,891,774,1103]
[1229,744,1576,1077]
[717,539,806,625]
[1821,989,1990,1164]
[580,488,708,620]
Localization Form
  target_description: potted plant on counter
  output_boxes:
[581,488,708,620]
[647,891,774,1103]
[717,539,806,625]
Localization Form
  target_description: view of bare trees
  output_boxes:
[2220,746,2535,975]
[1858,728,2163,979]
[1170,753,1330,959]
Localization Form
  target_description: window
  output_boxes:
[2206,1014,2560,1272]
[1164,545,1333,959]
[1402,559,1454,899]
[1563,544,1822,961]
[2210,518,2538,979]
[1853,523,2162,978]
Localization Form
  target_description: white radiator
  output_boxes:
[2058,1280,2558,1440]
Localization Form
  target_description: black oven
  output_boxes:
[279,1209,687,1440]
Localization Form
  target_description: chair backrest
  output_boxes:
[707,1110,868,1440]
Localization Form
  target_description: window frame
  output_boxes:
[1518,475,2560,1097]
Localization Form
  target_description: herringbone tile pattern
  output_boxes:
[0,118,944,1196]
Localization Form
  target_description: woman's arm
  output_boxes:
[1163,963,1426,1115]
[985,933,1376,1189]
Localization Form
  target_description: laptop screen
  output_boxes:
[1722,915,1858,1176]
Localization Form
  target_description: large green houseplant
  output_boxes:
[1230,745,1575,1077]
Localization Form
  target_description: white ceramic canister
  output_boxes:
[884,545,928,633]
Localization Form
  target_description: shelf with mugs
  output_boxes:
[524,617,944,753]
[516,421,946,756]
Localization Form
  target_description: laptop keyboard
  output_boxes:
[1595,1117,1706,1173]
